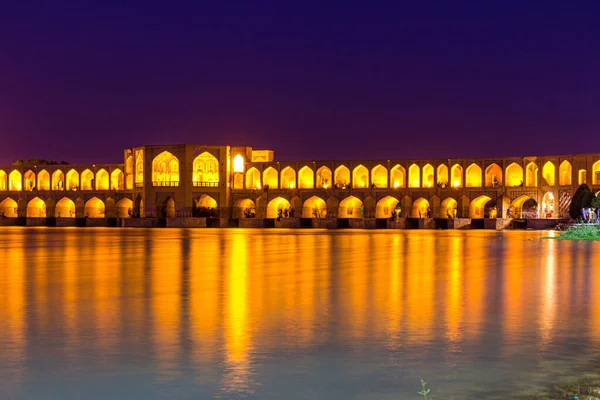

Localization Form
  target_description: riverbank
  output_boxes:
[550,224,600,240]
[520,377,600,399]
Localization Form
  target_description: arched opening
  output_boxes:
[316,166,332,189]
[338,196,362,218]
[233,154,245,173]
[55,197,75,218]
[0,197,18,217]
[465,164,482,187]
[579,169,587,185]
[96,169,109,190]
[24,170,36,191]
[192,152,220,187]
[371,164,387,188]
[135,150,144,185]
[470,195,493,218]
[52,170,65,190]
[375,196,399,218]
[505,163,523,187]
[81,169,94,190]
[437,164,449,187]
[125,155,133,190]
[352,165,369,188]
[245,167,261,189]
[422,164,434,188]
[263,167,278,189]
[0,171,6,191]
[408,164,420,188]
[593,160,600,185]
[298,166,314,189]
[451,164,463,188]
[542,161,556,186]
[38,170,50,191]
[267,196,291,218]
[84,197,106,218]
[66,169,79,190]
[390,165,406,188]
[301,196,325,218]
[26,197,46,217]
[280,167,296,189]
[525,162,538,187]
[156,197,175,218]
[485,163,502,187]
[510,195,538,219]
[111,169,124,190]
[193,194,218,217]
[556,160,573,186]
[152,151,180,186]
[334,165,350,188]
[411,197,430,218]
[233,198,255,219]
[133,195,143,218]
[541,192,555,218]
[441,198,458,219]
[114,198,133,218]
[9,170,22,191]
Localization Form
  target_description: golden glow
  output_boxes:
[437,164,449,185]
[245,167,261,189]
[510,195,532,219]
[423,164,434,188]
[263,166,278,188]
[339,195,362,218]
[233,154,245,173]
[469,195,491,218]
[8,170,22,191]
[52,170,65,190]
[81,169,94,190]
[298,166,314,189]
[451,164,462,187]
[27,197,46,217]
[84,197,105,218]
[266,196,291,218]
[543,161,557,186]
[578,169,586,185]
[375,195,399,218]
[593,160,600,185]
[233,198,255,218]
[316,166,332,188]
[110,168,124,190]
[135,149,144,184]
[408,164,420,188]
[334,165,350,187]
[193,152,219,185]
[352,165,368,188]
[280,166,296,189]
[303,196,326,218]
[390,165,405,188]
[505,163,523,187]
[0,170,6,190]
[465,163,482,187]
[371,164,388,188]
[115,197,133,218]
[66,169,79,190]
[96,168,109,190]
[38,169,50,191]
[0,197,18,217]
[441,197,457,218]
[152,151,179,186]
[525,162,538,187]
[23,170,35,191]
[125,155,133,189]
[55,197,75,218]
[485,163,502,187]
[411,197,429,217]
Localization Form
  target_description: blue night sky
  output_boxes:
[1,1,599,164]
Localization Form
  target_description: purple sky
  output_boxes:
[1,1,599,164]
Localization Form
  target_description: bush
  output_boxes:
[569,184,591,219]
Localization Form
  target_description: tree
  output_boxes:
[592,193,600,208]
[569,184,591,219]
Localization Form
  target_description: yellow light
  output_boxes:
[413,180,419,186]
[453,180,459,187]
[393,182,399,188]
[290,183,295,189]
[360,183,364,188]
[257,183,261,189]
[323,184,328,189]
[233,155,244,173]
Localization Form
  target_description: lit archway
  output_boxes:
[125,156,133,189]
[84,197,106,218]
[525,162,538,187]
[470,195,492,218]
[81,169,94,190]
[371,164,387,188]
[27,197,46,217]
[541,192,555,218]
[437,164,449,186]
[55,197,75,218]
[192,152,219,186]
[24,170,35,191]
[578,169,587,185]
[152,151,180,186]
[510,195,537,218]
[338,196,362,218]
[267,197,291,218]
[157,197,175,218]
[465,164,482,187]
[66,169,79,190]
[9,170,22,191]
[593,160,600,185]
[505,163,523,187]
[408,164,420,188]
[52,170,65,190]
[233,198,255,219]
[38,170,50,191]
[485,163,502,187]
[245,167,261,189]
[316,166,332,188]
[281,167,296,189]
[390,165,405,188]
[411,197,430,218]
[334,165,350,188]
[96,169,109,190]
[375,196,399,218]
[556,160,573,186]
[196,194,217,208]
[298,166,314,189]
[441,198,457,219]
[423,164,434,188]
[263,167,278,189]
[303,196,326,218]
[543,161,556,186]
[115,198,133,218]
[135,150,144,184]
[233,154,245,173]
[0,197,18,217]
[451,164,463,188]
[111,169,124,190]
[0,170,6,191]
[352,165,369,188]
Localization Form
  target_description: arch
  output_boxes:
[52,170,65,190]
[298,166,314,189]
[510,195,537,219]
[334,165,350,188]
[96,169,109,190]
[192,151,219,186]
[267,196,291,218]
[437,164,449,186]
[302,196,327,218]
[245,167,261,189]
[558,161,571,186]
[233,198,255,219]
[485,163,502,187]
[114,198,133,218]
[505,163,523,187]
[422,164,434,188]
[376,196,399,218]
[55,197,75,218]
[81,169,94,190]
[8,170,22,191]
[84,197,106,218]
[441,197,457,219]
[450,164,463,188]
[65,169,79,191]
[390,165,406,188]
[263,167,278,189]
[352,165,369,188]
[470,195,492,218]
[0,197,18,217]
[326,196,339,218]
[316,166,332,189]
[152,151,180,186]
[465,163,482,187]
[593,160,600,185]
[0,170,6,191]
[541,161,555,186]
[408,164,420,188]
[280,167,296,189]
[578,169,587,185]
[135,149,144,184]
[125,156,133,189]
[196,194,217,209]
[411,197,430,218]
[371,164,388,188]
[27,197,46,217]
[233,154,245,173]
[38,169,50,191]
[338,195,362,218]
[156,197,175,218]
[525,162,538,187]
[23,170,35,191]
[110,169,124,190]
[541,192,555,218]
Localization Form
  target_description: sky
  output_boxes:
[1,1,599,164]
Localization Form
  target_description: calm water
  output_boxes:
[0,228,599,399]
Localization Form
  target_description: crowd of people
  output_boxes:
[581,207,600,224]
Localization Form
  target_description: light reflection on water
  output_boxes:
[0,228,599,399]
